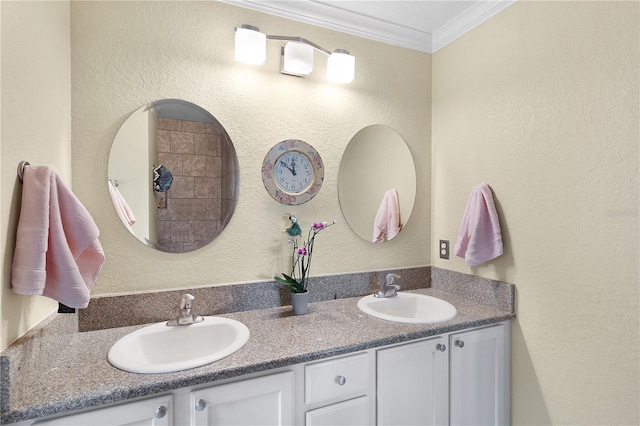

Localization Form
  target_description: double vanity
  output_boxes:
[0,269,515,426]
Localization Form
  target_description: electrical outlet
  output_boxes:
[439,239,450,259]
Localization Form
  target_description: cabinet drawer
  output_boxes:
[306,396,372,426]
[305,353,371,405]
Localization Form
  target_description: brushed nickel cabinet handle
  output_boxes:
[155,406,167,419]
[195,399,207,412]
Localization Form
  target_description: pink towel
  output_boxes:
[454,183,503,266]
[372,189,402,243]
[108,180,136,232]
[11,166,105,308]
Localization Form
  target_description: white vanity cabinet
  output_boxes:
[376,322,510,426]
[189,371,295,426]
[449,324,510,426]
[13,322,510,426]
[20,371,294,426]
[303,352,375,425]
[377,336,449,426]
[30,394,173,426]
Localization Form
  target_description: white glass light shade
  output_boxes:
[235,26,266,65]
[327,50,355,84]
[283,42,314,76]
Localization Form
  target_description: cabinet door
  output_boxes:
[305,396,371,426]
[450,325,508,426]
[33,395,172,426]
[191,371,294,426]
[377,338,448,426]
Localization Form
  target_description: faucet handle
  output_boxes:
[385,273,401,288]
[179,293,195,310]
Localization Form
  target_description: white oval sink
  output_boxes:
[357,292,457,324]
[108,316,250,374]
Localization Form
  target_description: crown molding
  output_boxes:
[431,0,518,53]
[222,0,431,53]
[222,0,517,54]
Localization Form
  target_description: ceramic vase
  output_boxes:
[291,291,309,315]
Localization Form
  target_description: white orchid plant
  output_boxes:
[274,215,337,294]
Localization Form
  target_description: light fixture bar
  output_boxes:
[266,35,332,56]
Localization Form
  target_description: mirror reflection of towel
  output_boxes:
[454,183,503,266]
[372,189,402,243]
[108,180,136,231]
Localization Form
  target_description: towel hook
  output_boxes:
[17,161,30,183]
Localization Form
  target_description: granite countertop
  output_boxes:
[1,288,515,424]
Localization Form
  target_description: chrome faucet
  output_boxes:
[166,293,204,326]
[374,274,401,298]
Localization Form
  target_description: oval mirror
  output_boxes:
[108,99,239,253]
[338,125,416,243]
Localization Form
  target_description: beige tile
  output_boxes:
[157,242,184,253]
[171,221,195,243]
[182,242,200,252]
[205,198,222,221]
[221,138,237,174]
[206,122,224,135]
[221,171,238,200]
[206,155,222,178]
[195,177,220,199]
[182,120,206,134]
[162,199,207,221]
[158,118,182,131]
[168,176,194,198]
[171,131,195,154]
[158,204,170,221]
[157,152,183,176]
[157,130,172,152]
[157,221,172,243]
[183,155,207,177]
[195,134,221,156]
[194,220,222,244]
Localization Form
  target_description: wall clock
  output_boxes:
[262,139,324,205]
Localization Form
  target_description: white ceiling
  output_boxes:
[223,0,517,53]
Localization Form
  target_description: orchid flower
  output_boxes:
[274,217,337,293]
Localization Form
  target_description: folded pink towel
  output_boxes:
[11,166,105,308]
[108,180,136,232]
[454,183,503,266]
[372,189,402,243]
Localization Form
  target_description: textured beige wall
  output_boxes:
[70,1,431,295]
[0,1,71,350]
[432,1,639,423]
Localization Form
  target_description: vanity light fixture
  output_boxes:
[234,24,355,84]
[327,49,356,84]
[234,25,266,65]
[282,41,314,76]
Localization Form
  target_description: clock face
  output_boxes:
[262,139,324,205]
[274,151,314,193]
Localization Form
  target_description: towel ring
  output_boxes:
[17,161,30,183]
